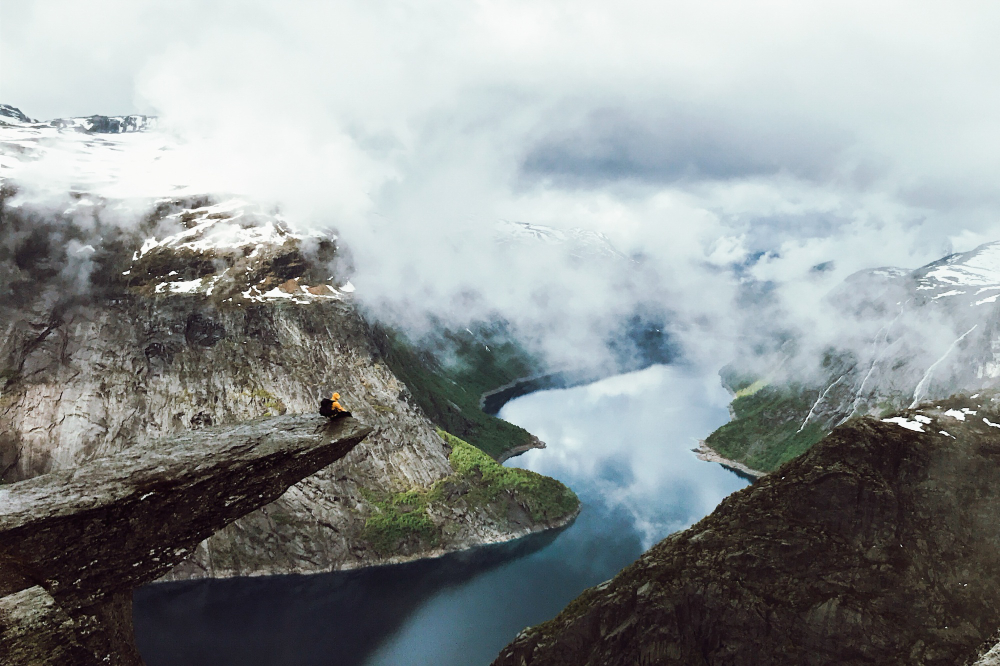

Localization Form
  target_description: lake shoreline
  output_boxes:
[151,504,581,584]
[693,440,767,481]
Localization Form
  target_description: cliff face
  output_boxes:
[0,414,370,666]
[707,242,1000,473]
[0,194,578,579]
[495,394,1000,666]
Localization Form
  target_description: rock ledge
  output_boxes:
[0,414,371,666]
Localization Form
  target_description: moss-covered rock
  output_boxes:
[360,431,579,558]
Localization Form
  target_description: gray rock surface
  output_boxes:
[0,414,370,666]
[495,394,1000,666]
[0,195,572,579]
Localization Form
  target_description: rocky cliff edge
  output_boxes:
[0,414,370,666]
[0,192,579,578]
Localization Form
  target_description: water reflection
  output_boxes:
[134,364,748,666]
[133,531,564,666]
[501,364,748,549]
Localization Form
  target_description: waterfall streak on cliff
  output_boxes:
[841,303,907,424]
[797,372,849,433]
[910,324,978,408]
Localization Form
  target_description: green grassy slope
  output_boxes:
[371,324,540,459]
[360,431,579,556]
[704,382,827,472]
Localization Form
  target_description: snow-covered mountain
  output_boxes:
[0,104,174,201]
[840,241,1000,392]
[496,220,630,261]
[711,240,1000,473]
[0,103,154,133]
[912,241,1000,307]
[126,197,356,303]
[0,104,354,302]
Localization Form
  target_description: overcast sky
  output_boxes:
[5,1,1000,368]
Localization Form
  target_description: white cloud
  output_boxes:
[5,0,1000,372]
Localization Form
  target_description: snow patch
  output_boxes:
[881,416,925,432]
[932,290,966,299]
[260,287,299,300]
[155,279,204,294]
[135,200,295,261]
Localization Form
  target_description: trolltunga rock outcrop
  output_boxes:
[495,395,1000,666]
[0,414,371,666]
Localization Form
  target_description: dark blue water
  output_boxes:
[133,365,748,666]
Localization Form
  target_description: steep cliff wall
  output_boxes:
[0,194,578,579]
[707,242,1000,473]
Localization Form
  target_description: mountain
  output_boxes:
[0,105,579,579]
[495,394,1000,666]
[0,104,34,124]
[495,220,631,261]
[706,241,1000,473]
[0,103,153,133]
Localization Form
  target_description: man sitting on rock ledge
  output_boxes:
[320,392,351,419]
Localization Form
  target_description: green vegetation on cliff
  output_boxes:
[704,354,868,474]
[440,430,580,521]
[372,324,540,459]
[361,431,579,557]
[360,486,439,555]
[705,382,826,473]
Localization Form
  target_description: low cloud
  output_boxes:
[4,0,1000,377]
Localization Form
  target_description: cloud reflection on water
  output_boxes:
[501,363,748,548]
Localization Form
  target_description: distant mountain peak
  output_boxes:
[0,104,34,124]
[495,220,629,261]
[916,241,1000,292]
[0,103,155,133]
[51,114,156,134]
[0,104,170,199]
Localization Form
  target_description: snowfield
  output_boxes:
[913,242,1000,306]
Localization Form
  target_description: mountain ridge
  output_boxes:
[495,393,1000,665]
[707,240,1000,473]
